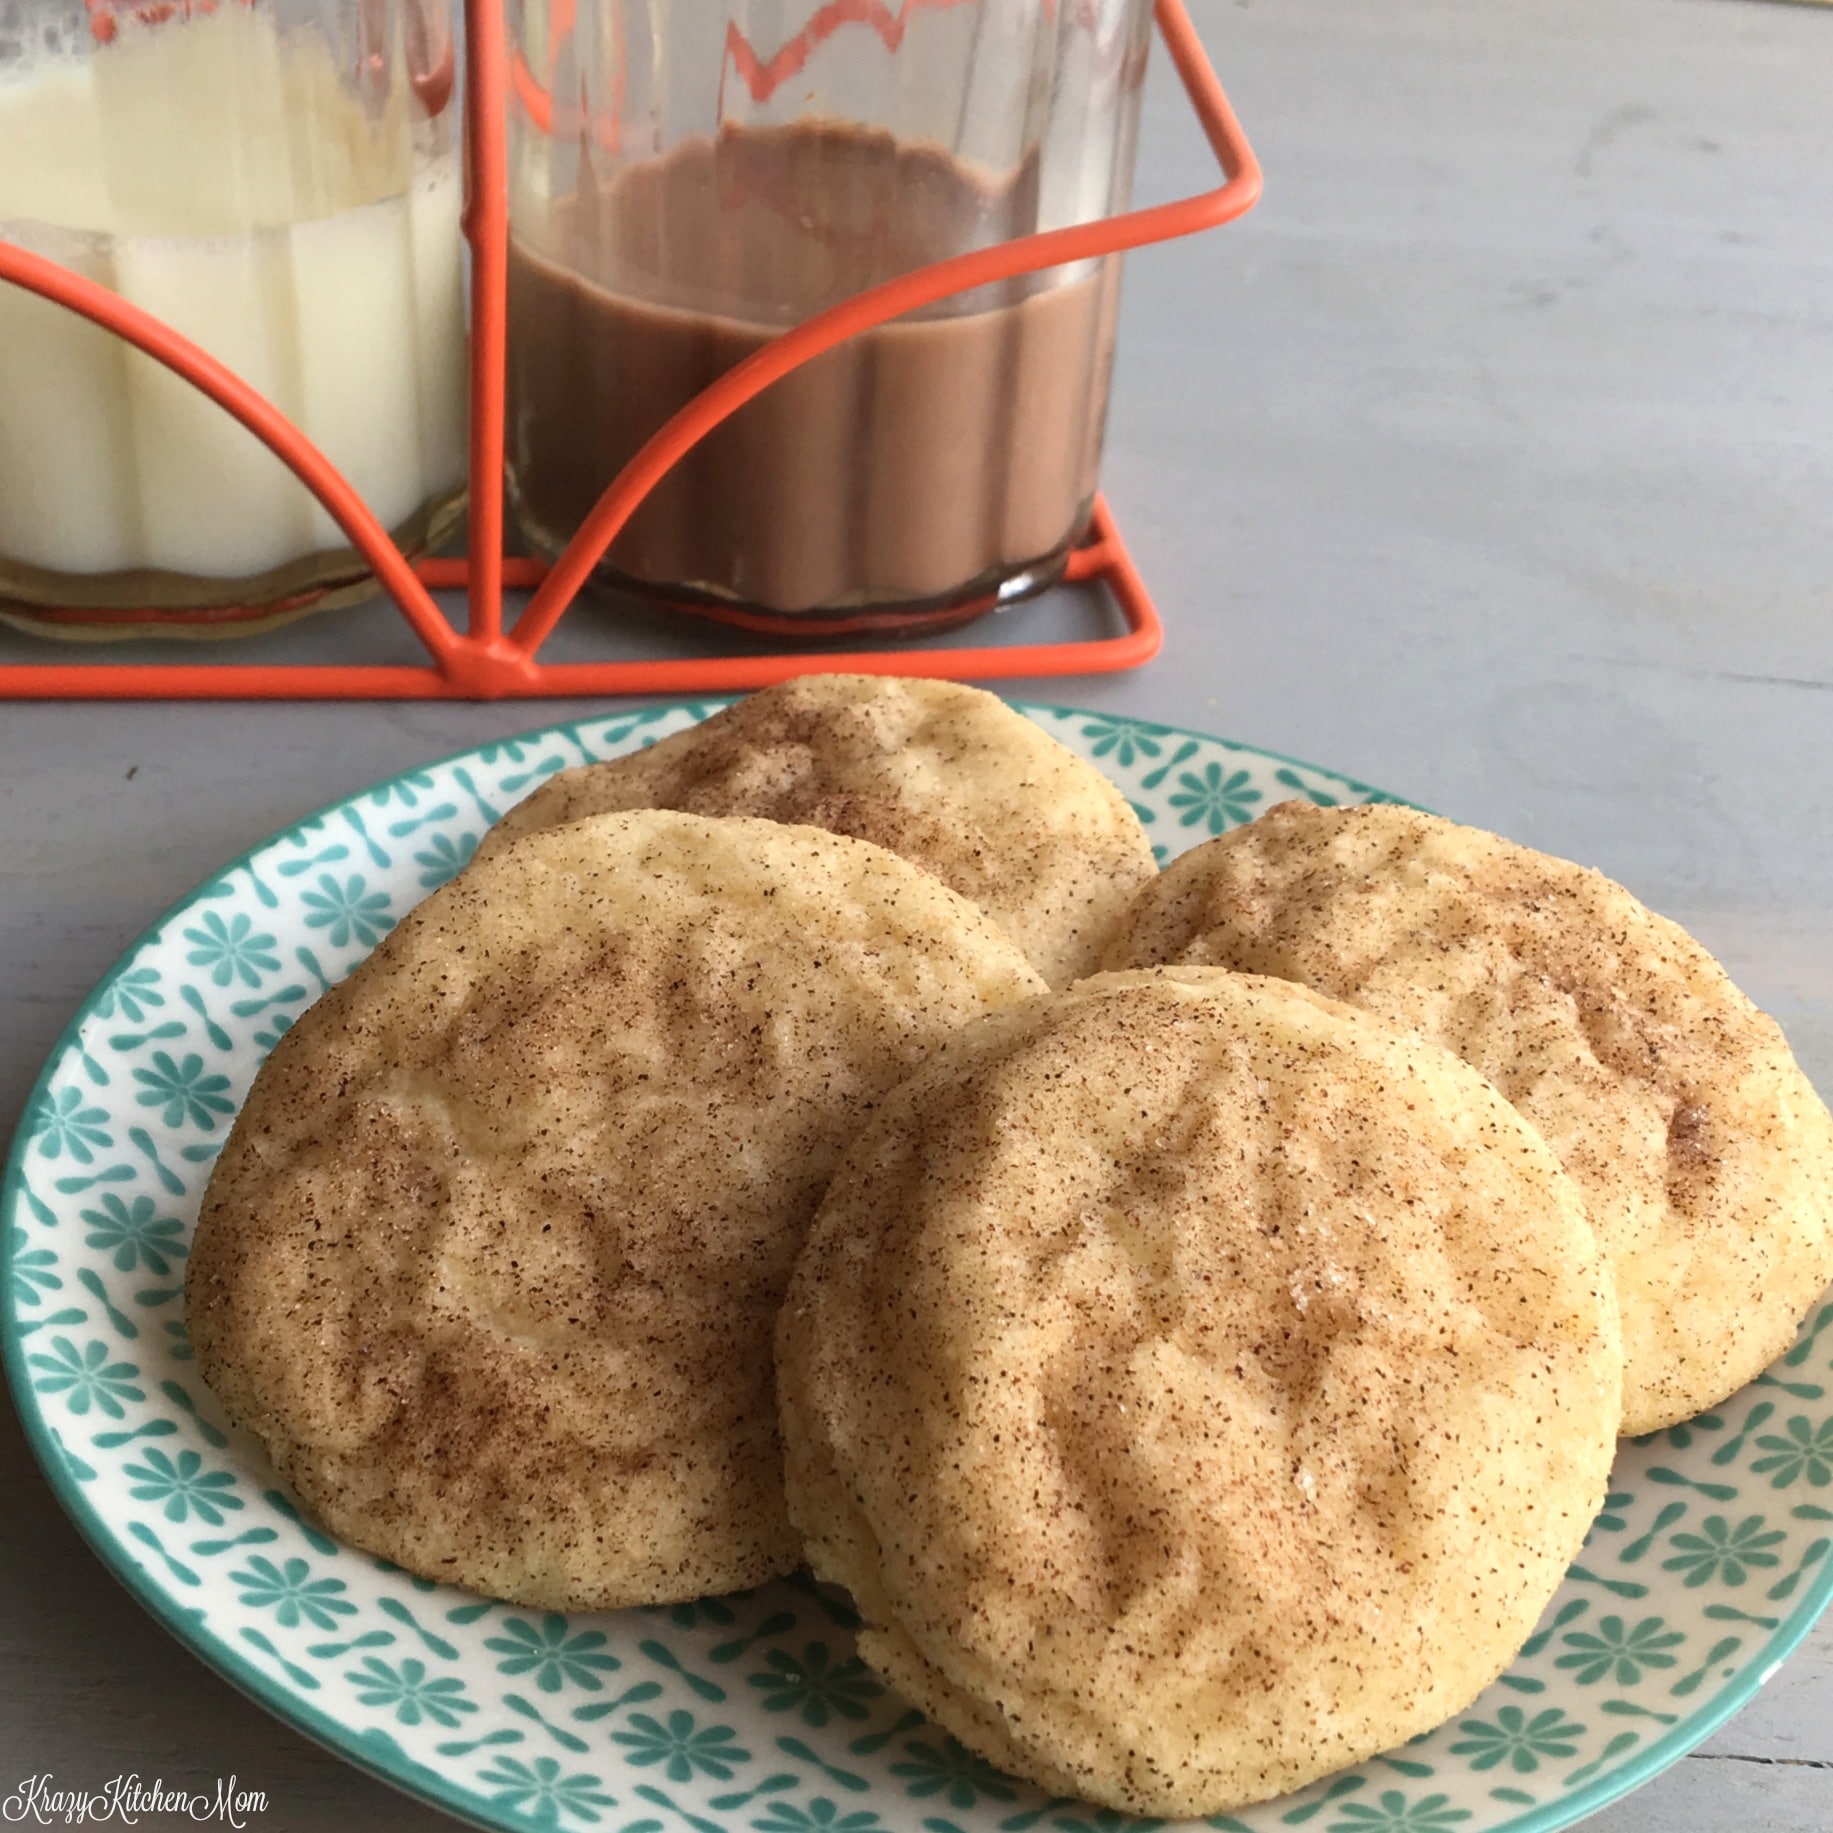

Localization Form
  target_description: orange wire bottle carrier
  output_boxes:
[0,0,1260,701]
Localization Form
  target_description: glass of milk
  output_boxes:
[0,0,467,638]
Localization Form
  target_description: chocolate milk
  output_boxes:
[506,123,1122,624]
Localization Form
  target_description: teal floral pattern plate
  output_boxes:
[5,702,1831,1833]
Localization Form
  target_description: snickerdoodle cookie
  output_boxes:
[188,810,1044,1608]
[477,675,1157,987]
[777,968,1622,1817]
[1102,801,1833,1435]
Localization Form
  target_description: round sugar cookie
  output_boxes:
[187,810,1044,1609]
[777,968,1623,1818]
[477,674,1158,987]
[1101,801,1833,1436]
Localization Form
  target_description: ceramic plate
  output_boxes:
[6,701,1831,1833]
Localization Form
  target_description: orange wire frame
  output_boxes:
[0,0,1260,701]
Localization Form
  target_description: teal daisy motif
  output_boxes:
[251,1012,295,1056]
[751,1800,881,1833]
[80,1193,187,1275]
[26,1085,113,1164]
[1052,1810,1163,1833]
[123,1447,241,1526]
[7,1223,60,1306]
[132,1051,235,1131]
[478,738,536,765]
[345,1655,476,1728]
[611,1709,748,1782]
[1272,766,1340,807]
[230,1555,356,1630]
[93,966,164,1024]
[1167,763,1263,834]
[484,1614,620,1693]
[1448,1704,1586,1772]
[1587,1491,1636,1539]
[1555,1615,1685,1686]
[477,1755,615,1827]
[747,1642,881,1725]
[414,830,477,890]
[1329,1791,1472,1831]
[645,1596,739,1631]
[182,911,281,988]
[369,769,438,809]
[889,1736,1017,1809]
[1661,1515,1786,1587]
[300,873,394,949]
[1750,1416,1833,1489]
[26,1336,143,1420]
[1079,716,1164,769]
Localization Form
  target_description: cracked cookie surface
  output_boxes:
[778,968,1622,1816]
[1103,801,1833,1434]
[188,809,1044,1608]
[478,675,1158,987]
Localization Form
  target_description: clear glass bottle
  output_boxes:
[0,0,467,638]
[505,0,1154,635]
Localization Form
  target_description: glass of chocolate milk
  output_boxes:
[505,0,1153,634]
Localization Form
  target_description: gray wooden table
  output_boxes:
[3,0,1830,1825]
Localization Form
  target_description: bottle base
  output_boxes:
[0,489,468,644]
[519,500,1096,645]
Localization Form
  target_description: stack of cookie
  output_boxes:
[186,676,1833,1820]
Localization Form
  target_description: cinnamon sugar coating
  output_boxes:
[1103,802,1833,1435]
[778,969,1622,1816]
[187,810,1043,1608]
[478,675,1158,988]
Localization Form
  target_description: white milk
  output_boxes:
[0,5,466,587]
